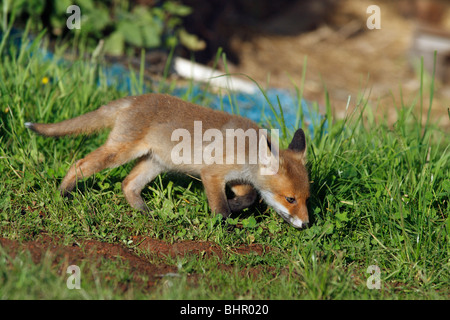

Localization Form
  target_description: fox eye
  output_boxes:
[285,197,296,204]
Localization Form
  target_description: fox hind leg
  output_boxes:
[59,143,147,196]
[121,154,163,212]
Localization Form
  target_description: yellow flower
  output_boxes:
[41,77,49,85]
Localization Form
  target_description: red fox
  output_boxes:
[25,93,310,228]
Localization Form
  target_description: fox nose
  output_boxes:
[298,217,309,229]
[291,216,309,229]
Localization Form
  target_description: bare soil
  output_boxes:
[0,234,269,293]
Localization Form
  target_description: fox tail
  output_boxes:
[24,101,123,137]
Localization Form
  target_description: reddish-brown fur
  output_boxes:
[26,93,310,228]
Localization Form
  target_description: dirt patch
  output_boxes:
[0,234,269,293]
[0,235,177,290]
[133,235,266,259]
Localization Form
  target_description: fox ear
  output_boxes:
[288,129,307,164]
[259,131,280,176]
[288,129,306,153]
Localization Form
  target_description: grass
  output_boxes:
[0,26,449,300]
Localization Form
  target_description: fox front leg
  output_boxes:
[200,169,231,218]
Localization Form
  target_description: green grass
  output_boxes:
[0,27,449,300]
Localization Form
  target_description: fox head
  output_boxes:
[258,129,310,229]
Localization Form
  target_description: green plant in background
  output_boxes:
[1,0,205,55]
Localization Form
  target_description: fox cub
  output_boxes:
[26,93,310,228]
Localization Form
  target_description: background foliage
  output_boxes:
[1,0,205,55]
